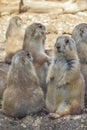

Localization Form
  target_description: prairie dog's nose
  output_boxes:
[56,46,62,52]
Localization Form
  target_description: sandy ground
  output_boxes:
[0,0,87,130]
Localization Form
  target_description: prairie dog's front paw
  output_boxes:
[48,113,60,119]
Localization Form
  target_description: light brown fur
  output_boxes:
[46,36,85,118]
[23,23,50,96]
[2,50,44,118]
[72,23,87,107]
[0,63,9,99]
[5,16,24,64]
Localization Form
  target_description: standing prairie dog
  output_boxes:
[2,50,44,118]
[72,23,87,107]
[46,36,85,118]
[5,16,24,64]
[23,23,50,96]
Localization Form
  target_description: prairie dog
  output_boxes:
[72,23,87,107]
[2,50,44,118]
[46,36,85,118]
[5,16,24,64]
[0,63,9,99]
[23,23,50,96]
[0,69,7,99]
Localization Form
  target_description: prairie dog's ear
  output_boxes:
[64,37,77,51]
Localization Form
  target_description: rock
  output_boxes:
[46,24,58,34]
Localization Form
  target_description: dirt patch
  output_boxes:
[0,112,86,130]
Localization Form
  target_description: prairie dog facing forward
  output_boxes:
[5,16,24,64]
[72,23,87,107]
[23,23,50,96]
[46,36,85,118]
[2,50,44,118]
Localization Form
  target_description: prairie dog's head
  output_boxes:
[12,50,33,68]
[9,16,22,27]
[72,23,87,44]
[24,23,46,43]
[54,36,77,57]
[6,16,23,39]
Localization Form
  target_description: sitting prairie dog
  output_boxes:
[0,63,9,99]
[23,23,51,96]
[5,16,24,64]
[72,23,87,107]
[46,36,85,118]
[2,50,44,118]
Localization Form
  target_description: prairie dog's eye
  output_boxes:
[65,39,69,44]
[38,25,42,29]
[26,52,31,58]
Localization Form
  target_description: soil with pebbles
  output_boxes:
[0,111,86,130]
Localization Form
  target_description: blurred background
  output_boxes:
[0,0,87,60]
